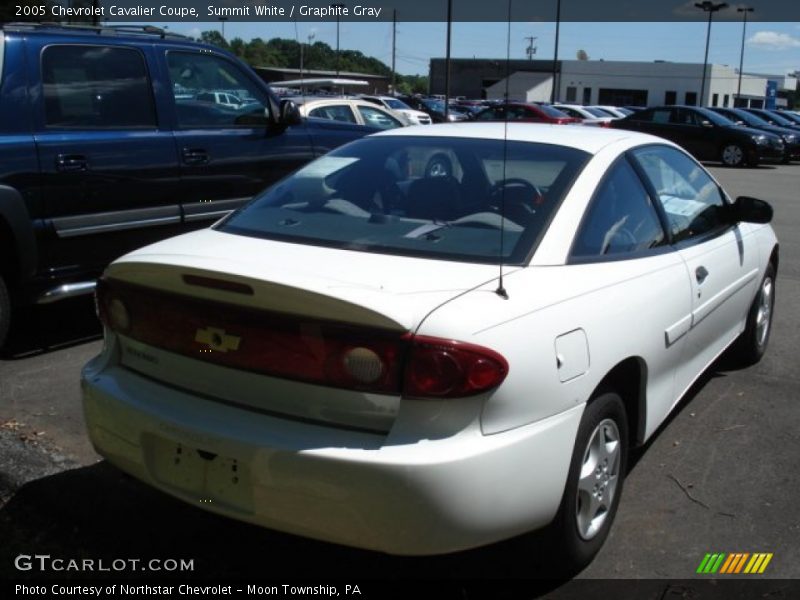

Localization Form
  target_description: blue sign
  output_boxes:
[765,80,778,109]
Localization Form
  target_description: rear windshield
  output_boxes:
[538,104,570,118]
[219,136,590,264]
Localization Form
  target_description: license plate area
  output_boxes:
[143,433,254,514]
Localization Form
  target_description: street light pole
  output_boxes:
[444,0,452,119]
[218,17,228,43]
[737,6,754,107]
[695,1,728,107]
[550,0,561,103]
[330,4,346,76]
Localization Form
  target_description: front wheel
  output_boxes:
[550,392,628,572]
[721,143,745,167]
[732,263,776,365]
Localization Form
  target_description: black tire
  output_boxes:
[550,392,628,572]
[424,153,452,178]
[720,143,745,167]
[0,274,9,349]
[732,262,776,366]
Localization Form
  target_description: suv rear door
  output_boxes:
[161,48,315,224]
[28,38,183,276]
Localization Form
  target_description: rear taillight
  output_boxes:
[98,279,508,398]
[404,336,508,398]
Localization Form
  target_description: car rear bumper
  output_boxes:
[81,355,582,555]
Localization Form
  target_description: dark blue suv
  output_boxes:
[0,23,372,346]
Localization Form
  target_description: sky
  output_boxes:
[149,21,800,78]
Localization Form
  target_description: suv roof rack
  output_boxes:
[1,22,189,40]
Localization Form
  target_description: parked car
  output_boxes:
[772,109,800,126]
[553,104,615,126]
[359,95,432,125]
[0,23,373,347]
[710,107,800,163]
[474,102,579,124]
[83,124,777,571]
[590,105,633,118]
[195,90,246,110]
[742,108,800,132]
[396,95,468,123]
[294,98,408,130]
[611,105,784,167]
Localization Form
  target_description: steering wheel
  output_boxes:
[424,153,453,178]
[489,178,544,212]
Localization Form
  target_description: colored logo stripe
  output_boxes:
[697,553,726,574]
[697,552,773,574]
[744,553,773,574]
[719,553,749,573]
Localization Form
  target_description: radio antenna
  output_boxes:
[495,0,513,300]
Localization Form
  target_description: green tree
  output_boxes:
[200,30,229,50]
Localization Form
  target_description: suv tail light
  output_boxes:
[96,278,508,399]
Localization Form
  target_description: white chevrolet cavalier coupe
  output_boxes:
[82,124,777,568]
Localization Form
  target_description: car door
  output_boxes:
[669,108,716,160]
[631,145,760,398]
[163,48,315,224]
[568,155,692,432]
[30,40,183,274]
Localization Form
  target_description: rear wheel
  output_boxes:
[733,263,776,365]
[721,143,745,167]
[550,392,628,572]
[0,274,9,349]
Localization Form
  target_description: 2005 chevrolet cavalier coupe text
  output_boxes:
[81,124,777,569]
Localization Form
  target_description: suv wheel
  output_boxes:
[721,143,745,167]
[0,274,9,348]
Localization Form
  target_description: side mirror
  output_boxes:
[701,120,714,128]
[729,196,773,224]
[280,99,302,126]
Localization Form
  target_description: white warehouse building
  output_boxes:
[430,58,796,108]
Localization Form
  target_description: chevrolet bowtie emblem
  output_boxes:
[195,327,241,353]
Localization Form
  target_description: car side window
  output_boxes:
[632,145,727,242]
[571,158,665,259]
[652,109,672,124]
[356,105,403,129]
[475,108,499,121]
[167,52,268,128]
[42,45,156,129]
[308,105,357,123]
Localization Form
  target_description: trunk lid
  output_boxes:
[102,228,508,432]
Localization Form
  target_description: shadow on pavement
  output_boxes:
[0,461,569,592]
[1,296,101,360]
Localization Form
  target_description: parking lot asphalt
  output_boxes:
[0,163,798,590]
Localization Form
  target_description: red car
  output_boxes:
[473,102,580,124]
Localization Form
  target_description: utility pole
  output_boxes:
[391,9,397,94]
[550,0,561,103]
[695,1,728,107]
[525,36,537,60]
[444,0,452,119]
[736,6,754,107]
[330,3,346,76]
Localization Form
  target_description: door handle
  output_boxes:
[696,266,709,284]
[182,148,210,165]
[55,154,88,172]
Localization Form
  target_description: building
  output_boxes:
[429,58,796,108]
[252,66,390,95]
